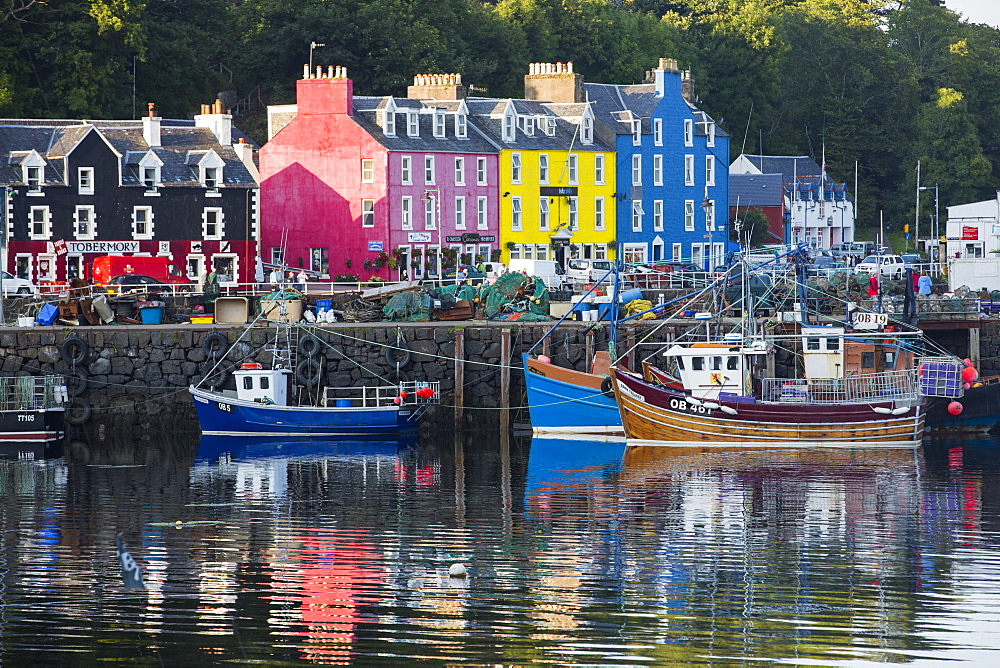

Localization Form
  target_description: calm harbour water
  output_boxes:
[1,431,1000,665]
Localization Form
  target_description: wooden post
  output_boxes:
[541,326,549,358]
[585,330,594,372]
[970,326,981,368]
[627,328,637,370]
[500,328,511,432]
[454,329,465,430]
[454,431,466,521]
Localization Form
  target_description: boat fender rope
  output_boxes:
[298,333,323,358]
[295,358,323,387]
[65,396,92,425]
[600,376,615,399]
[66,368,89,397]
[61,336,90,366]
[202,332,229,357]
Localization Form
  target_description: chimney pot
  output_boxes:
[567,62,573,73]
[303,64,310,79]
[327,65,334,78]
[342,66,348,78]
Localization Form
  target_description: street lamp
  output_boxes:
[919,185,939,263]
[309,41,326,72]
[701,190,713,271]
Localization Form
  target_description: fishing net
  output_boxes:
[482,272,552,321]
[383,292,432,322]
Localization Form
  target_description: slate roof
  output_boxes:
[583,82,728,139]
[742,155,821,182]
[465,97,612,152]
[0,118,258,187]
[353,96,498,154]
[729,173,785,207]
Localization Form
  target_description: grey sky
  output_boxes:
[946,0,1000,27]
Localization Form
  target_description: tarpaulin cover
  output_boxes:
[624,299,656,320]
[481,272,552,321]
[383,292,432,322]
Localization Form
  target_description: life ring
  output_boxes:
[295,358,323,387]
[201,361,229,387]
[202,332,228,357]
[65,397,92,425]
[385,341,412,368]
[298,333,323,358]
[386,369,411,385]
[66,368,89,397]
[61,336,90,365]
[600,376,615,399]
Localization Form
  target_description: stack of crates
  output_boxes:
[918,357,964,397]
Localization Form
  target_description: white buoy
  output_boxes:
[448,563,467,578]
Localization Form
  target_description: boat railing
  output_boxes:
[0,375,66,411]
[322,381,441,409]
[761,369,919,405]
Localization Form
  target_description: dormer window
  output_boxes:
[707,122,716,146]
[542,117,556,137]
[142,167,158,191]
[408,111,419,137]
[456,112,467,138]
[77,167,94,195]
[632,119,641,146]
[193,150,225,194]
[503,113,515,142]
[204,167,219,190]
[520,116,535,136]
[384,110,396,136]
[684,119,694,146]
[581,117,593,144]
[433,110,446,138]
[26,166,41,192]
[138,150,163,195]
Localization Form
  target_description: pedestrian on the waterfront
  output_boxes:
[918,272,932,295]
[912,270,920,293]
[867,274,879,298]
[296,269,307,292]
[269,268,282,290]
[457,266,468,283]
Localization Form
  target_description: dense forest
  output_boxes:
[2,0,998,232]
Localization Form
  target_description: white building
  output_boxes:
[944,192,1000,260]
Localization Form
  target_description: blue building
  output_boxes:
[585,58,729,270]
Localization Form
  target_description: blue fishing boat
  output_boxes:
[523,352,622,434]
[195,433,418,463]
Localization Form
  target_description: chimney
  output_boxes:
[142,102,161,147]
[645,58,683,98]
[407,73,467,100]
[194,98,233,146]
[296,63,353,115]
[681,70,696,103]
[524,62,583,104]
[233,137,258,180]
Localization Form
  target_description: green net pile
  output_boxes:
[481,272,552,321]
[383,292,432,322]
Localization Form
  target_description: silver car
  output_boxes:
[855,255,905,279]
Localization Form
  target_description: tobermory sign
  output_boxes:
[66,241,140,254]
[540,186,577,196]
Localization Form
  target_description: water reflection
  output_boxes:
[0,432,999,664]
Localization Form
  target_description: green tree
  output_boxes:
[731,207,771,247]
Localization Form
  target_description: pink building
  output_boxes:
[261,67,500,280]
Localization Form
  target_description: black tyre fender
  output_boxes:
[600,376,615,399]
[66,368,89,397]
[61,336,90,365]
[386,369,411,385]
[202,332,228,357]
[298,333,323,358]
[201,361,229,387]
[385,341,412,368]
[295,358,323,387]
[65,397,92,425]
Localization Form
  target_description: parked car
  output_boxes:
[830,241,876,260]
[900,253,930,270]
[806,256,848,276]
[0,271,38,296]
[856,255,906,279]
[106,274,180,294]
[651,261,703,273]
[566,259,614,283]
[442,264,487,285]
[508,259,566,290]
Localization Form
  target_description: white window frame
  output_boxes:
[131,206,153,240]
[706,155,715,186]
[654,119,663,146]
[456,112,467,138]
[361,158,374,183]
[424,196,436,230]
[511,197,523,231]
[538,154,549,184]
[705,199,716,231]
[433,110,446,138]
[595,244,607,260]
[632,201,643,232]
[568,154,578,185]
[36,253,56,282]
[66,254,85,281]
[477,196,488,230]
[707,122,716,147]
[685,200,695,231]
[25,165,42,193]
[401,196,413,230]
[454,157,465,186]
[672,243,682,261]
[511,153,522,184]
[653,155,663,186]
[684,119,694,146]
[142,166,159,191]
[74,205,96,240]
[477,157,487,185]
[201,207,222,240]
[539,197,550,231]
[521,116,535,136]
[77,167,94,195]
[455,196,466,230]
[408,111,419,137]
[424,155,435,185]
[594,196,605,231]
[632,119,641,146]
[595,154,605,185]
[536,244,549,261]
[28,206,50,240]
[632,154,642,186]
[653,200,663,232]
[401,155,412,185]
[361,199,375,228]
[581,116,593,144]
[384,108,396,136]
[503,112,515,142]
[509,244,522,260]
[684,155,695,186]
[568,196,578,230]
[202,164,222,192]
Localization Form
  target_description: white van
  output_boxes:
[566,259,614,283]
[508,259,566,290]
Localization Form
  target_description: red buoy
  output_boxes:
[947,401,964,416]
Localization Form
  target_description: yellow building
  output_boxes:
[467,68,616,266]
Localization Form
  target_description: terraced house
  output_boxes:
[467,63,617,267]
[586,58,729,269]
